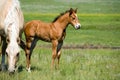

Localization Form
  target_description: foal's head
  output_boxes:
[68,8,81,29]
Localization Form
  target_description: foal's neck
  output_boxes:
[53,13,69,30]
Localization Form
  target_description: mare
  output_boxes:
[24,8,81,72]
[0,0,24,74]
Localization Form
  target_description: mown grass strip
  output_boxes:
[24,13,120,17]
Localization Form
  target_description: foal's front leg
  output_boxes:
[57,41,63,68]
[51,40,58,69]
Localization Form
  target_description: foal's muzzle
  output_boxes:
[75,23,81,29]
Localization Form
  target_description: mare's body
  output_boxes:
[0,0,24,73]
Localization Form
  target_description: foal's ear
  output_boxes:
[70,8,73,11]
[75,8,78,13]
[69,8,73,16]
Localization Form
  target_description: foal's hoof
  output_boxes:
[26,67,31,73]
[28,70,31,73]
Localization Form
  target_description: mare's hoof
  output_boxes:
[0,64,7,71]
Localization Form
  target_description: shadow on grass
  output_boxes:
[18,65,24,73]
[31,66,42,71]
[18,65,42,73]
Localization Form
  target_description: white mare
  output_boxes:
[0,0,24,73]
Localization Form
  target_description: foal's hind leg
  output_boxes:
[51,40,58,69]
[25,37,38,72]
[25,37,33,72]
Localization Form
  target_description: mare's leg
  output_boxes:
[51,40,58,69]
[25,37,38,72]
[20,40,26,50]
[1,37,7,71]
[0,36,2,55]
[0,36,2,45]
[57,41,63,68]
[19,31,26,50]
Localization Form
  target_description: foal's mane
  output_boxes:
[52,9,71,23]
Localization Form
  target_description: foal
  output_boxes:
[24,8,81,72]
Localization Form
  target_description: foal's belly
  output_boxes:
[39,37,51,42]
[37,34,51,42]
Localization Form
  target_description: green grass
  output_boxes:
[0,49,120,80]
[0,0,120,80]
[20,0,120,14]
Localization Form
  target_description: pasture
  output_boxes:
[0,0,120,80]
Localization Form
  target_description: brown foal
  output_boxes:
[24,8,81,72]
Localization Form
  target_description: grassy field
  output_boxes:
[0,49,120,80]
[0,0,120,80]
[20,0,120,14]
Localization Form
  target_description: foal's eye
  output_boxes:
[72,17,76,20]
[72,18,75,21]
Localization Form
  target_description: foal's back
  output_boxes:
[24,20,53,42]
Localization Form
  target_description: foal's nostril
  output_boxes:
[78,26,80,29]
[75,25,80,29]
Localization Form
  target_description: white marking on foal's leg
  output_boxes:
[26,66,31,72]
[28,67,31,73]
